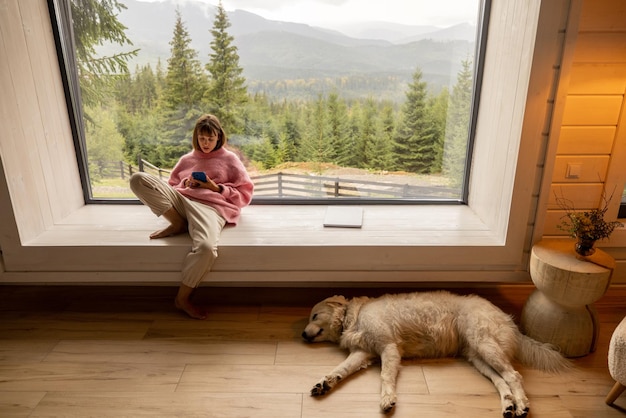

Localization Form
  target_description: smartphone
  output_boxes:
[192,171,207,182]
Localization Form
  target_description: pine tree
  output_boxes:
[160,9,208,167]
[393,68,438,173]
[70,0,138,110]
[443,59,474,187]
[274,132,290,166]
[255,133,278,169]
[428,88,450,173]
[280,107,302,162]
[340,102,362,167]
[360,98,379,169]
[84,105,125,181]
[135,65,159,111]
[112,65,160,165]
[326,92,350,164]
[368,102,395,171]
[155,59,166,96]
[205,1,248,134]
[116,64,158,114]
[300,95,330,165]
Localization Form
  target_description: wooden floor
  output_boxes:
[1,284,626,418]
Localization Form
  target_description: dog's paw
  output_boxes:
[502,396,515,418]
[310,380,330,396]
[380,394,397,413]
[515,406,529,418]
[310,375,341,396]
[501,404,529,418]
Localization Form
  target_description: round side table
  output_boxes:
[520,239,615,358]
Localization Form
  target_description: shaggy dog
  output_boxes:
[302,291,571,417]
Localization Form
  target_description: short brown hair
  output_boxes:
[192,114,227,152]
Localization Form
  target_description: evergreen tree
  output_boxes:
[254,132,278,169]
[368,102,396,171]
[134,65,159,111]
[280,106,302,162]
[160,9,208,167]
[117,107,163,167]
[274,132,290,166]
[116,64,158,114]
[300,95,330,165]
[70,0,138,110]
[428,88,450,173]
[340,102,362,167]
[393,68,438,173]
[360,98,379,169]
[114,64,165,166]
[326,92,350,164]
[443,59,474,187]
[242,93,273,140]
[205,1,248,134]
[84,105,125,181]
[155,59,166,95]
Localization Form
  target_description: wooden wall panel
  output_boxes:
[557,126,615,154]
[544,0,626,251]
[568,64,626,94]
[552,155,609,182]
[548,183,604,210]
[543,211,567,235]
[572,33,626,63]
[579,0,626,31]
[561,95,623,125]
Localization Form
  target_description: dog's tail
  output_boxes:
[515,332,573,373]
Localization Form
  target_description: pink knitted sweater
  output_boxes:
[168,148,254,224]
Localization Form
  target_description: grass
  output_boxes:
[91,177,135,199]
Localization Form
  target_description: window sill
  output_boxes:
[26,204,501,247]
[1,204,531,285]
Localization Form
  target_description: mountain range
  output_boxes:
[106,0,478,101]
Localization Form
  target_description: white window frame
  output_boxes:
[0,0,573,284]
[63,1,489,206]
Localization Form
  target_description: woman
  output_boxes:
[130,114,254,319]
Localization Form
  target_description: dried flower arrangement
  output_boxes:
[556,190,623,256]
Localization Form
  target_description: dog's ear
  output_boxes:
[325,295,348,307]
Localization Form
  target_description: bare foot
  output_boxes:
[150,223,187,239]
[175,298,208,320]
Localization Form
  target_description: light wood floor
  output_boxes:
[1,285,626,418]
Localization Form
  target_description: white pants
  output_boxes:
[129,172,226,288]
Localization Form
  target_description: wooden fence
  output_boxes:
[95,159,170,180]
[252,172,457,199]
[97,159,457,199]
[138,159,171,179]
[92,160,136,180]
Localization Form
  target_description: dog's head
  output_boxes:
[302,295,348,343]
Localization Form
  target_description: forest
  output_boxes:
[73,0,475,194]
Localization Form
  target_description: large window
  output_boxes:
[50,0,488,204]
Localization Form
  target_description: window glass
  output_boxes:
[52,0,487,203]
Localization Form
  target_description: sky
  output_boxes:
[140,0,481,28]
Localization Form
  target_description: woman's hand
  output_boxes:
[187,176,221,192]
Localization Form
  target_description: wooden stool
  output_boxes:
[520,239,615,358]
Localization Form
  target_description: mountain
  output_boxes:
[106,0,476,100]
[332,21,452,44]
